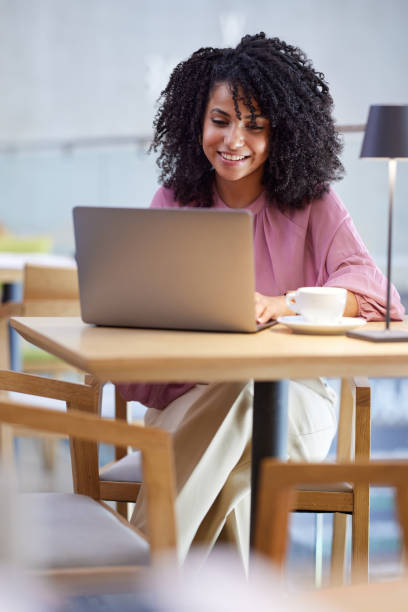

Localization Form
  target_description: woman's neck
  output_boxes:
[215,174,264,209]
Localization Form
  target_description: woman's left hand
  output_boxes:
[254,292,294,324]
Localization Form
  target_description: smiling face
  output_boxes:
[201,82,270,204]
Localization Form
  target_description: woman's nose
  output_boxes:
[224,124,244,149]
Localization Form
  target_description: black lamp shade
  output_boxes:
[360,105,408,159]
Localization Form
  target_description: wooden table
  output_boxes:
[303,577,408,611]
[9,316,408,537]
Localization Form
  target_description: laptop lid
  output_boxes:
[73,206,263,332]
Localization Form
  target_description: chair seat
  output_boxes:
[100,451,142,482]
[23,493,149,568]
[99,456,352,489]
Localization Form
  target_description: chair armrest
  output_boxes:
[0,397,165,449]
[0,369,98,410]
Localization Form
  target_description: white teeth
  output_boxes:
[220,152,247,161]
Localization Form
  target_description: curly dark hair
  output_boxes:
[150,32,344,211]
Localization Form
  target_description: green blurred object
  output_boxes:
[0,234,53,252]
[22,343,58,362]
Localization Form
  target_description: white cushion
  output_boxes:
[100,451,142,482]
[9,391,66,411]
[23,493,149,568]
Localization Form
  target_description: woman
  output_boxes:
[118,33,404,567]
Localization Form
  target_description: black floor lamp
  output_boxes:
[347,105,408,342]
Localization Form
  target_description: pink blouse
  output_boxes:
[116,186,405,409]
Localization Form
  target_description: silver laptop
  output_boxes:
[73,206,277,333]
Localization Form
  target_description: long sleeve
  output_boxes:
[308,191,405,321]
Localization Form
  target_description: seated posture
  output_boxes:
[117,33,404,566]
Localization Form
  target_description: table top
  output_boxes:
[10,316,408,383]
[0,253,76,283]
[304,577,408,611]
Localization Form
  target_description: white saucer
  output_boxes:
[277,316,367,335]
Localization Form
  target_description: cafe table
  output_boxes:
[9,316,408,537]
[303,576,408,611]
[0,252,76,287]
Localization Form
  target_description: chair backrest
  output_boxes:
[22,264,80,316]
[0,265,81,370]
[0,398,177,557]
[255,460,408,570]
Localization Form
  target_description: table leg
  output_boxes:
[1,282,22,370]
[250,380,289,545]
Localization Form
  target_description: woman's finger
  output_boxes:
[255,301,266,321]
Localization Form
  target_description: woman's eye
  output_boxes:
[212,119,228,126]
[247,124,264,131]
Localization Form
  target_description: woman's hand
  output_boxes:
[254,292,294,324]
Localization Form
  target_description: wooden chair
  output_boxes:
[0,264,82,470]
[293,377,371,585]
[0,264,138,515]
[0,370,142,513]
[97,377,372,578]
[0,396,176,592]
[255,459,408,584]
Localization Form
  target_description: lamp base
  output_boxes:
[346,328,408,342]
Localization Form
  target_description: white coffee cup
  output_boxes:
[285,287,347,324]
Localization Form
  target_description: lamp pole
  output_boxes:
[346,104,408,341]
[386,158,397,331]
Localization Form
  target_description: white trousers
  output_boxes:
[131,379,337,568]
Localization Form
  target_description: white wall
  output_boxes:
[1,0,407,141]
[0,0,407,290]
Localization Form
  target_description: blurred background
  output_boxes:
[1,0,408,588]
[1,0,408,278]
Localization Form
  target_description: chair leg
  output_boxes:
[342,377,370,585]
[41,438,58,471]
[331,512,348,586]
[114,390,128,521]
[0,317,11,370]
[116,502,128,519]
[0,423,17,477]
[351,483,370,583]
[114,388,128,462]
[68,389,101,497]
[0,424,15,469]
[395,486,408,571]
